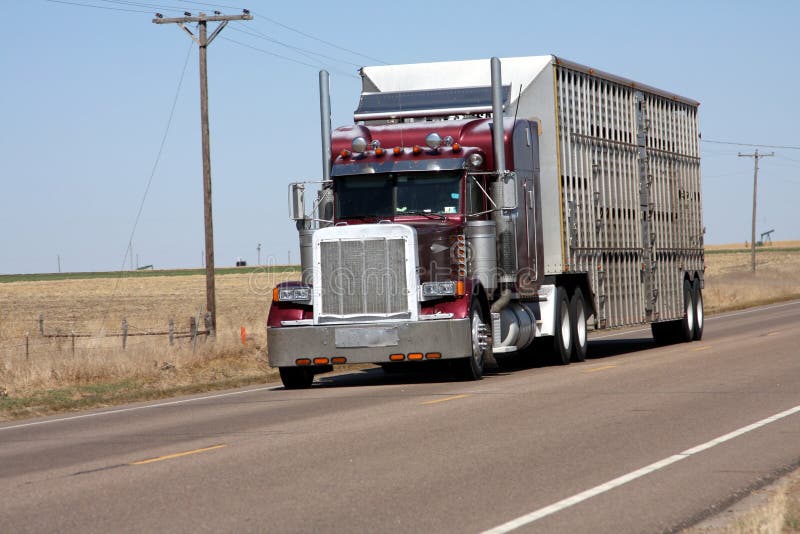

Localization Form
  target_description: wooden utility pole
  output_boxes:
[738,149,774,273]
[153,10,253,334]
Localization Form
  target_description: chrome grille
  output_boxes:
[319,238,408,318]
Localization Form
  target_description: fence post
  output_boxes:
[71,330,75,356]
[169,319,174,346]
[39,314,44,336]
[190,316,198,353]
[122,319,128,350]
[25,332,29,361]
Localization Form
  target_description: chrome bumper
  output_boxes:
[267,318,471,367]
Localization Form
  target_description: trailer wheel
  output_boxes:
[458,298,487,381]
[551,287,573,365]
[678,279,695,343]
[279,367,314,389]
[692,280,704,341]
[570,288,588,362]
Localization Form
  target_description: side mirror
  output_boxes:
[289,183,305,221]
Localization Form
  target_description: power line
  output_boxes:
[42,0,153,13]
[174,2,387,64]
[97,42,194,334]
[230,24,362,68]
[702,138,800,150]
[254,11,386,65]
[219,35,359,79]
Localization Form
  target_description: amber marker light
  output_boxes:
[455,280,466,297]
[393,146,403,156]
[340,149,351,159]
[412,145,422,156]
[296,358,312,366]
[408,352,423,360]
[272,287,279,302]
[374,147,385,157]
[451,142,462,153]
[313,357,329,365]
[389,354,405,361]
[425,352,442,359]
[331,357,347,364]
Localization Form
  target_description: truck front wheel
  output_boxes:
[279,367,314,389]
[458,298,487,381]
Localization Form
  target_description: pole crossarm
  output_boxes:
[152,14,252,24]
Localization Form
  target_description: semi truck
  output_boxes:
[267,55,704,389]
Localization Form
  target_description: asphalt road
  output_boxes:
[2,301,799,533]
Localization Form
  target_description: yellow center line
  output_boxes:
[583,364,618,374]
[130,444,227,465]
[692,345,713,352]
[421,394,470,406]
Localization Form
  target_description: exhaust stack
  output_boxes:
[319,70,332,183]
[490,57,506,173]
[489,58,516,284]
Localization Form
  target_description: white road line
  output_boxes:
[0,385,281,432]
[591,300,800,340]
[482,403,800,533]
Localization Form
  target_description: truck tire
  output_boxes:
[551,286,573,365]
[458,298,487,381]
[570,288,588,362]
[678,279,695,343]
[692,279,704,341]
[279,367,314,389]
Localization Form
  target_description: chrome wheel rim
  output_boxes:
[560,303,571,351]
[471,310,484,366]
[576,301,587,349]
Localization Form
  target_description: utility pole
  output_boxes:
[154,9,253,334]
[57,254,61,273]
[738,149,774,273]
[257,243,261,265]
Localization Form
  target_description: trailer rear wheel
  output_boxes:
[570,288,588,362]
[551,287,573,365]
[678,279,695,343]
[693,280,704,341]
[457,298,487,381]
[279,367,314,389]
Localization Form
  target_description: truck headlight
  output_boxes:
[273,286,312,303]
[420,280,465,298]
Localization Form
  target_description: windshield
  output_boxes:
[335,171,462,219]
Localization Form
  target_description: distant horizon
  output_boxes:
[3,240,798,278]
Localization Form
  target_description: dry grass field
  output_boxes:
[704,244,800,313]
[0,268,298,416]
[1,243,799,419]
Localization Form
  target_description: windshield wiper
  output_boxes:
[397,210,446,220]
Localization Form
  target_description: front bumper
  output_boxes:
[267,318,471,367]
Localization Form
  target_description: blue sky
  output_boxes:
[2,0,799,274]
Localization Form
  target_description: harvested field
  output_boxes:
[704,245,800,313]
[0,268,298,413]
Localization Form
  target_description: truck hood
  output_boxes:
[404,220,462,282]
